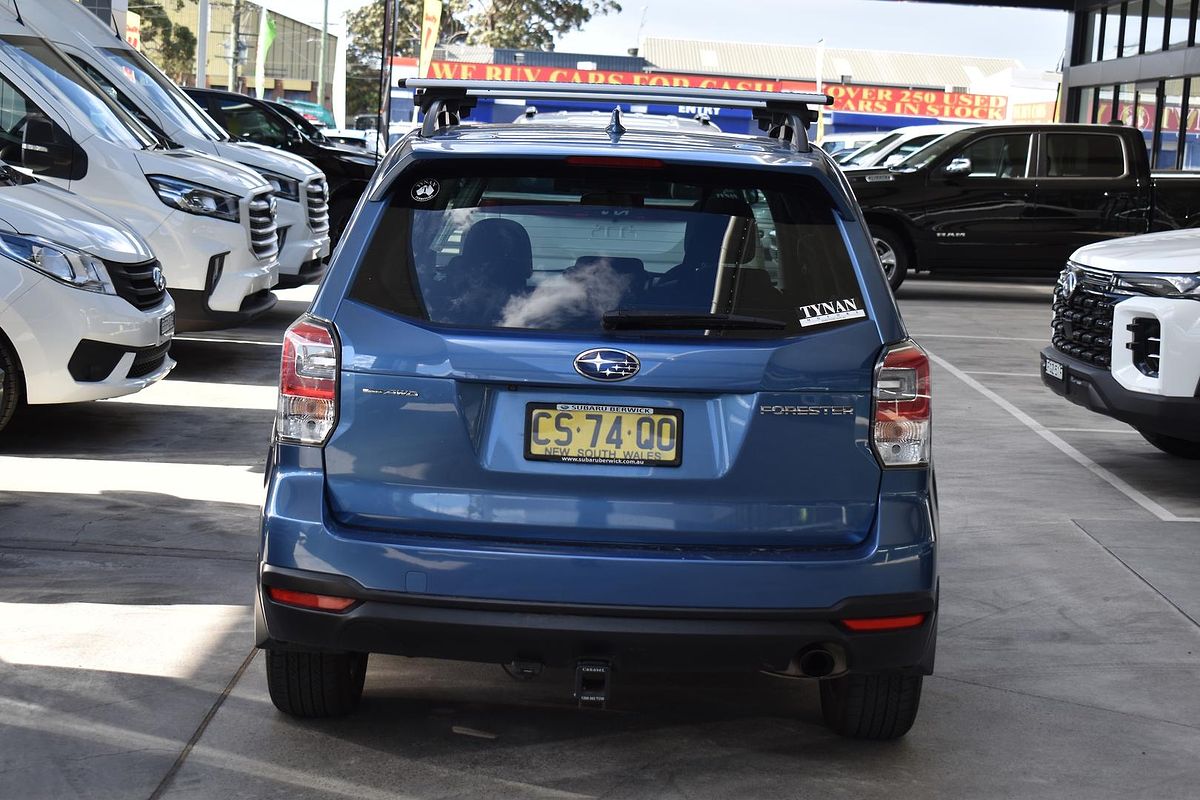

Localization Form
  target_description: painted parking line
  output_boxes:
[101,380,276,411]
[1048,427,1142,435]
[929,351,1200,524]
[172,336,282,347]
[964,370,1040,378]
[913,333,1047,343]
[0,457,264,506]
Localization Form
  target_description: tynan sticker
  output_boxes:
[797,297,867,328]
[411,179,439,202]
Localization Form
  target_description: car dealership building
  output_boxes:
[922,0,1200,170]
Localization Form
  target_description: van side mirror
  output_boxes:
[942,157,973,177]
[22,115,83,180]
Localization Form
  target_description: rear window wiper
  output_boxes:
[602,311,787,331]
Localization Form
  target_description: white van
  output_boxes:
[0,166,174,433]
[26,0,330,290]
[839,124,975,169]
[0,11,279,330]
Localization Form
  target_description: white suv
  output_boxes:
[0,170,174,432]
[1042,228,1200,458]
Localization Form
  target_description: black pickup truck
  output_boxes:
[845,124,1200,289]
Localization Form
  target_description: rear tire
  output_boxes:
[265,649,368,718]
[1138,429,1200,459]
[871,226,909,292]
[0,334,21,435]
[820,673,923,740]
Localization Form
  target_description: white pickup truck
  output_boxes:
[1041,229,1200,458]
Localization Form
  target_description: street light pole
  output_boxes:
[195,0,209,87]
[228,0,242,92]
[317,0,329,108]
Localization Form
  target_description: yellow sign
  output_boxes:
[525,404,682,467]
[418,0,443,80]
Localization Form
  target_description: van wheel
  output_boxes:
[1138,429,1200,459]
[871,227,909,292]
[820,673,922,740]
[0,336,20,435]
[265,649,368,718]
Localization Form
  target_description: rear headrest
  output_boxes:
[684,197,759,266]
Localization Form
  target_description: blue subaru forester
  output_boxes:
[259,80,937,740]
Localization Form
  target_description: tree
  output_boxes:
[132,1,197,83]
[467,1,621,51]
[343,0,621,117]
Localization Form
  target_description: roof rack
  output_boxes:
[401,78,833,152]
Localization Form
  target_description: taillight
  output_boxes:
[276,316,337,445]
[872,340,931,467]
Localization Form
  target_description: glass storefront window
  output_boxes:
[1123,1,1146,56]
[1158,79,1186,168]
[1115,83,1138,126]
[1145,0,1167,52]
[1102,4,1122,59]
[1084,8,1104,62]
[1134,82,1159,160]
[1079,86,1099,124]
[1167,0,1193,49]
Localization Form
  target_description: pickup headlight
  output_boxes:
[254,168,300,202]
[0,232,113,293]
[1114,272,1200,296]
[147,175,240,222]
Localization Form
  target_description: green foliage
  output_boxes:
[133,0,197,82]
[343,0,620,117]
[467,1,621,50]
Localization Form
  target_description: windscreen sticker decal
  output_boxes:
[411,179,440,202]
[797,298,867,328]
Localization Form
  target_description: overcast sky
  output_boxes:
[276,0,1070,71]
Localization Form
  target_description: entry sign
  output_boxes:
[427,61,1008,122]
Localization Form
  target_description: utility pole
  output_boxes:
[195,0,209,87]
[228,0,243,92]
[316,0,329,108]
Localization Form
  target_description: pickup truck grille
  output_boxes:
[248,191,280,261]
[305,178,330,234]
[106,258,167,311]
[1051,267,1126,369]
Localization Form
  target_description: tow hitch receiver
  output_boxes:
[574,660,611,708]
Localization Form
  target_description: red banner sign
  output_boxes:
[427,61,1008,121]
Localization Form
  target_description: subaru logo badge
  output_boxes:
[151,265,166,292]
[574,348,640,382]
[1056,268,1078,300]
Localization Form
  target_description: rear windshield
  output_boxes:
[348,161,867,339]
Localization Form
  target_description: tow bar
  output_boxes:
[573,660,611,708]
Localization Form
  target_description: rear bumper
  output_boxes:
[1041,347,1200,441]
[258,564,937,674]
[259,448,938,674]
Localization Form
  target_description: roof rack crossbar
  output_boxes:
[402,78,831,150]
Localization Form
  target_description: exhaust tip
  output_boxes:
[797,648,836,678]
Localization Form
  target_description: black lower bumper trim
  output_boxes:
[172,288,278,332]
[275,257,329,290]
[258,565,937,675]
[67,339,169,382]
[1041,347,1200,441]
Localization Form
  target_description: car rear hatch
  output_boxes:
[323,157,884,549]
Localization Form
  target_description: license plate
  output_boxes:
[1043,357,1064,381]
[525,403,682,467]
[159,311,176,340]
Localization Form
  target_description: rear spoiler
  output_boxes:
[401,78,833,152]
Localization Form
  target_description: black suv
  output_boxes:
[184,88,378,242]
